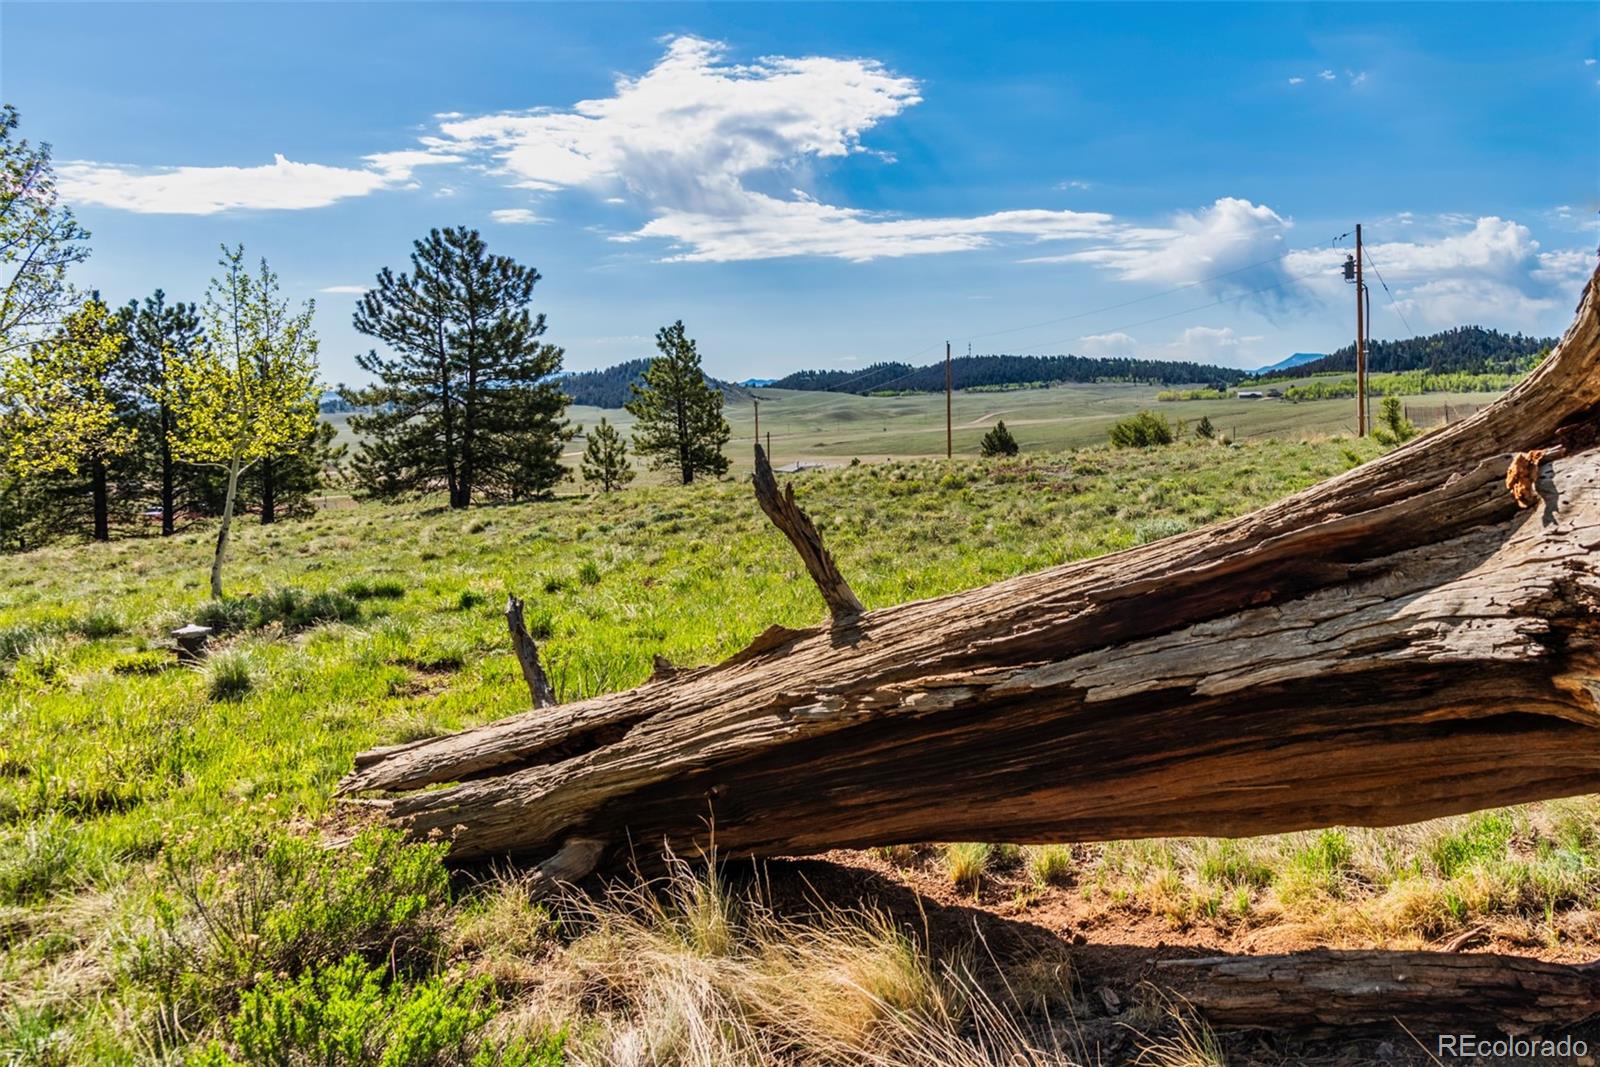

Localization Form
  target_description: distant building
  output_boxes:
[1237,390,1264,399]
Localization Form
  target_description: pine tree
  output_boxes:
[1373,396,1418,448]
[625,321,730,485]
[581,417,634,492]
[344,227,573,507]
[171,246,319,598]
[979,419,1020,457]
[1195,414,1216,440]
[115,290,201,535]
[0,298,133,541]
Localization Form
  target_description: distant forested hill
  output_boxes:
[770,354,1246,395]
[561,358,750,408]
[1259,327,1554,379]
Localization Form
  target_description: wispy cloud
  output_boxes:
[427,36,1114,262]
[490,208,543,224]
[1287,77,1305,86]
[318,285,369,294]
[58,150,459,215]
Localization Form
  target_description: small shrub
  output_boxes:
[577,560,602,586]
[0,623,51,671]
[194,588,361,635]
[1109,411,1174,448]
[1197,840,1273,890]
[1134,517,1190,544]
[979,420,1020,457]
[343,577,407,601]
[1026,844,1074,888]
[944,842,992,891]
[1373,396,1418,448]
[1194,415,1216,439]
[70,609,124,639]
[0,814,99,905]
[129,830,451,1029]
[205,649,255,702]
[455,589,486,611]
[1430,811,1515,878]
[110,649,172,675]
[196,954,561,1067]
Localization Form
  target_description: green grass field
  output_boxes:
[4,435,1596,1064]
[325,380,1507,477]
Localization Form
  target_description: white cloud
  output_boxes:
[1318,69,1336,81]
[1281,217,1595,331]
[1076,331,1137,356]
[1287,77,1304,86]
[1586,58,1597,66]
[1031,197,1298,305]
[57,149,459,215]
[490,208,544,224]
[1057,179,1093,190]
[318,285,369,294]
[426,36,1114,262]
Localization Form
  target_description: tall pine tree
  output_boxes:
[115,290,201,535]
[344,227,573,507]
[625,320,729,485]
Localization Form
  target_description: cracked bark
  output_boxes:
[342,265,1600,871]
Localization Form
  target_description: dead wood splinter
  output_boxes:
[753,443,864,623]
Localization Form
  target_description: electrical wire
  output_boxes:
[1362,247,1416,338]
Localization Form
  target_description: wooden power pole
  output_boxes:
[1355,224,1367,437]
[753,397,760,448]
[945,341,953,459]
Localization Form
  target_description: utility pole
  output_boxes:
[945,340,953,459]
[1343,226,1369,436]
[753,397,760,450]
[1356,223,1367,437]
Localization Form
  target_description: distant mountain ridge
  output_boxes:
[1254,326,1555,379]
[770,353,1246,395]
[1253,352,1325,375]
[560,358,751,408]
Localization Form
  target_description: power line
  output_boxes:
[1005,266,1331,355]
[952,247,1310,348]
[1362,247,1416,338]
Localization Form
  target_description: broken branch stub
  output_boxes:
[505,594,557,709]
[344,265,1600,873]
[752,443,864,624]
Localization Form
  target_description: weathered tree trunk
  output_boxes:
[344,266,1600,879]
[1156,950,1600,1033]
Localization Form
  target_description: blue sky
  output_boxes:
[5,2,1598,384]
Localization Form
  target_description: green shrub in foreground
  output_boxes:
[194,954,564,1067]
[127,830,452,1030]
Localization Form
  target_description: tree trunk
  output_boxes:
[211,454,242,600]
[160,406,175,537]
[260,457,275,525]
[345,267,1600,878]
[1154,950,1600,1033]
[90,454,109,542]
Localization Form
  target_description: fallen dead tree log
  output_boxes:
[344,264,1600,884]
[1156,950,1600,1034]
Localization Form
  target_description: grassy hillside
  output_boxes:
[5,438,1597,1064]
[325,380,1511,479]
[565,382,1504,472]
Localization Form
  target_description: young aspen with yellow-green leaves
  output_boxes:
[171,245,319,599]
[0,298,131,542]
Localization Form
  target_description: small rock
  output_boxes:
[1095,985,1122,1014]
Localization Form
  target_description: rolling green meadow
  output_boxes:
[325,379,1507,474]
[5,432,1599,1065]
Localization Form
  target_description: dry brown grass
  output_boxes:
[489,852,1093,1066]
